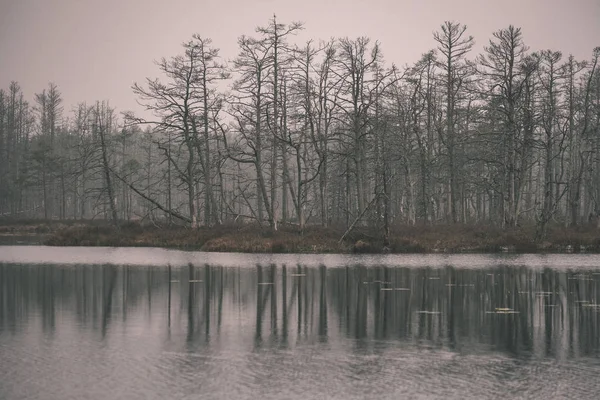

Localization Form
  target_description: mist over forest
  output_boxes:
[1,16,599,241]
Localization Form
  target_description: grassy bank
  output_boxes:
[0,219,84,245]
[2,219,595,253]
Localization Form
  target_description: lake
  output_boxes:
[1,246,600,399]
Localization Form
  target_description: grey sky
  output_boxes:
[1,0,598,119]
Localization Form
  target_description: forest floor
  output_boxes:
[1,219,599,254]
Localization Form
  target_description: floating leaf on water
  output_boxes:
[486,310,520,314]
[582,303,600,308]
[571,276,594,281]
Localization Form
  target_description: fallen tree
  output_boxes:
[108,166,192,224]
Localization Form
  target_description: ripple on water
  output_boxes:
[2,259,600,399]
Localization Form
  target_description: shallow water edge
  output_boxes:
[1,245,600,269]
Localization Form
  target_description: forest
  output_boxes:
[1,17,600,246]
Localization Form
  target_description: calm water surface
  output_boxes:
[1,246,600,399]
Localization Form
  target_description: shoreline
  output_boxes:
[2,246,599,269]
[1,220,598,254]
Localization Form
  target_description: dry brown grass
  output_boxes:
[202,224,346,253]
[14,219,599,253]
[45,222,213,249]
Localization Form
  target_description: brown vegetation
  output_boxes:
[5,219,593,254]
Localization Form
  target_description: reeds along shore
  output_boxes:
[2,219,598,254]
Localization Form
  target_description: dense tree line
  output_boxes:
[1,17,599,239]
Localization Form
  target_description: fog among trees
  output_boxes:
[1,17,599,240]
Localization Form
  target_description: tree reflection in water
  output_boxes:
[1,262,599,358]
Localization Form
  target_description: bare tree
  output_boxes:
[478,26,530,227]
[92,101,119,226]
[332,37,383,225]
[131,36,226,228]
[433,21,475,223]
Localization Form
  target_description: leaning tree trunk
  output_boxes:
[97,106,119,227]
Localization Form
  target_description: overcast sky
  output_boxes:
[1,0,599,118]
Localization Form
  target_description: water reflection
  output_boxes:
[2,262,600,359]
